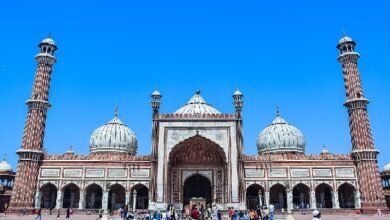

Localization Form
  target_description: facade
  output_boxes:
[0,158,15,213]
[7,35,389,214]
[381,163,390,209]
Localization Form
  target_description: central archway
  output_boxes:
[183,174,212,206]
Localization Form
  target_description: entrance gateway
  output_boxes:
[168,135,227,208]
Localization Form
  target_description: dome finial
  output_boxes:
[195,90,201,95]
[3,154,6,161]
[114,106,119,117]
[276,105,280,117]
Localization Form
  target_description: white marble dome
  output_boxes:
[0,159,13,172]
[256,110,305,154]
[90,112,138,154]
[175,90,220,114]
[383,162,390,172]
[41,36,56,46]
[338,35,353,44]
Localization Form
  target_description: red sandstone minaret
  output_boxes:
[9,36,57,209]
[337,34,386,211]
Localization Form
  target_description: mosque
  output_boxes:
[3,35,390,214]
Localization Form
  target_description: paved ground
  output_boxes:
[1,214,389,220]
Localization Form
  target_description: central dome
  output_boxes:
[90,109,138,154]
[175,90,220,114]
[256,108,305,154]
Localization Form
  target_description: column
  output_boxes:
[354,191,361,209]
[55,190,63,209]
[102,191,109,210]
[286,191,293,213]
[79,191,85,209]
[332,191,340,209]
[34,191,41,209]
[265,191,270,207]
[125,192,131,205]
[310,191,316,209]
[258,190,263,207]
[132,190,137,211]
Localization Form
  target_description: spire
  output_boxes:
[114,106,119,117]
[276,105,280,117]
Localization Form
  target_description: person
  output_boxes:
[123,205,129,220]
[34,209,42,220]
[155,210,161,220]
[56,209,61,218]
[231,210,237,220]
[228,208,233,220]
[377,207,382,216]
[217,210,222,220]
[191,206,200,220]
[249,210,255,220]
[97,209,103,220]
[256,206,262,220]
[312,210,321,220]
[145,211,151,220]
[243,211,249,220]
[238,210,244,220]
[167,209,171,220]
[268,204,274,220]
[65,207,70,219]
[262,207,269,220]
[118,207,123,218]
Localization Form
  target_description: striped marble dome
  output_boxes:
[256,108,305,154]
[175,90,220,114]
[90,110,138,154]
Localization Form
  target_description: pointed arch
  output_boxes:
[169,135,226,166]
[39,183,57,209]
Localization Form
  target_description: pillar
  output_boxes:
[258,190,263,207]
[265,191,270,207]
[102,191,109,210]
[34,191,41,209]
[125,192,131,205]
[79,191,85,209]
[132,190,137,211]
[310,191,316,209]
[55,190,63,209]
[332,191,340,209]
[354,191,361,209]
[286,191,293,213]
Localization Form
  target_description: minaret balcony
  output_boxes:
[344,97,369,110]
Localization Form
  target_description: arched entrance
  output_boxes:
[130,184,149,209]
[183,174,212,206]
[169,135,226,205]
[246,184,265,210]
[40,183,57,209]
[269,184,287,209]
[292,183,310,209]
[108,184,126,210]
[315,183,333,208]
[338,183,355,208]
[63,183,80,208]
[85,184,103,209]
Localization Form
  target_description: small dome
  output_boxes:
[152,90,161,96]
[90,110,138,154]
[41,36,56,46]
[256,108,305,154]
[383,162,390,172]
[338,35,353,45]
[321,146,329,154]
[175,90,220,114]
[233,90,242,96]
[0,159,12,172]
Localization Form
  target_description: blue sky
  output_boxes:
[0,0,389,170]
